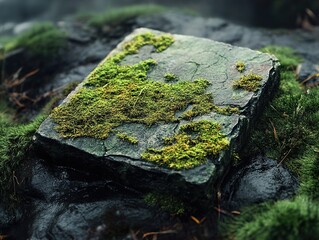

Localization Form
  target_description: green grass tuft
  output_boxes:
[223,196,319,240]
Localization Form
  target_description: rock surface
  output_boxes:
[222,156,298,209]
[35,28,279,205]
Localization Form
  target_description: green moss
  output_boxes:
[76,4,166,28]
[260,45,302,70]
[233,73,263,92]
[299,150,319,199]
[3,22,67,59]
[164,73,179,82]
[235,61,245,73]
[141,120,229,169]
[0,112,45,199]
[245,46,319,176]
[116,132,139,145]
[144,192,186,215]
[223,196,319,240]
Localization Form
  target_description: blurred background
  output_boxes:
[0,0,318,28]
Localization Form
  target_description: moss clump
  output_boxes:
[144,192,186,215]
[3,22,66,59]
[116,132,139,145]
[76,4,166,28]
[223,196,319,240]
[235,61,245,73]
[0,112,44,199]
[233,73,263,92]
[164,73,179,82]
[141,120,229,169]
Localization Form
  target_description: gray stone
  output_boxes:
[222,156,298,209]
[35,28,279,205]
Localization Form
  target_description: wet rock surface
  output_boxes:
[1,11,319,239]
[222,156,298,209]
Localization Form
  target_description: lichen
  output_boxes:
[233,73,263,92]
[116,132,139,145]
[236,61,245,73]
[141,120,229,169]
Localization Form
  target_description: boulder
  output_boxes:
[35,28,279,205]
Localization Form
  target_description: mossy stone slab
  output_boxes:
[35,28,279,206]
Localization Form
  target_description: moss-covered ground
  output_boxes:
[0,22,67,59]
[0,104,44,200]
[223,45,319,239]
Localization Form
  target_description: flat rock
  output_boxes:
[35,28,279,205]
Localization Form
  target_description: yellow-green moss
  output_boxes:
[116,132,139,145]
[141,120,229,169]
[164,73,179,82]
[233,73,263,92]
[236,61,245,73]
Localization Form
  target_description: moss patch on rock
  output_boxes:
[116,132,139,145]
[51,32,236,140]
[235,61,245,73]
[141,120,229,169]
[233,73,263,92]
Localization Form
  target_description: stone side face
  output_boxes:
[35,28,279,206]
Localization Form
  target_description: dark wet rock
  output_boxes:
[35,28,279,206]
[297,61,319,87]
[222,156,298,209]
[58,22,96,44]
[6,158,171,240]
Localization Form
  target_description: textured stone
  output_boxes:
[35,28,279,205]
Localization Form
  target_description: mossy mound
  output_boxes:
[223,196,319,240]
[1,22,67,59]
